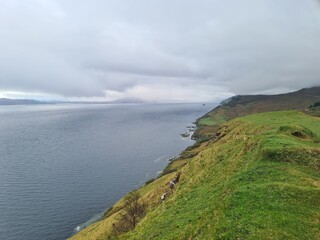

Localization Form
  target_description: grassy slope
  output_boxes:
[195,87,320,139]
[71,87,320,240]
[121,111,320,240]
[71,111,320,240]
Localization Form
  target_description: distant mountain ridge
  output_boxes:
[0,98,46,105]
[0,97,145,105]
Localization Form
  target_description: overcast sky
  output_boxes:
[0,0,320,102]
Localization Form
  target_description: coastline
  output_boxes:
[68,103,215,240]
[71,123,201,238]
[67,88,320,239]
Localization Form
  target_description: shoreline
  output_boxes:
[71,127,199,237]
[69,103,216,239]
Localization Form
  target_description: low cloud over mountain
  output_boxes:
[0,0,320,102]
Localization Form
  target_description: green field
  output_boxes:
[71,110,320,240]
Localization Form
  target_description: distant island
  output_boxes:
[71,87,320,240]
[0,97,146,106]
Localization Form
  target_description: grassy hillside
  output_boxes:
[195,86,320,139]
[71,110,320,240]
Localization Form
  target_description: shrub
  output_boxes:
[113,192,146,235]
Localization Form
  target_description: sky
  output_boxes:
[0,0,320,102]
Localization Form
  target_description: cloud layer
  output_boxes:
[0,0,320,102]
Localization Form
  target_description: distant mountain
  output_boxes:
[0,97,147,106]
[77,98,146,104]
[0,98,46,105]
[111,98,146,104]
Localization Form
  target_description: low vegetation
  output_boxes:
[70,87,320,240]
[310,101,320,108]
[307,101,320,117]
[70,110,320,240]
[111,192,146,236]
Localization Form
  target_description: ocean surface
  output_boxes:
[0,103,215,240]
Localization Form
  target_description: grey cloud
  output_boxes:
[0,0,320,101]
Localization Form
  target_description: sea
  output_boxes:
[0,103,215,240]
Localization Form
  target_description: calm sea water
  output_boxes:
[0,103,214,240]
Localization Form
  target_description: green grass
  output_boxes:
[119,111,320,240]
[71,111,320,240]
[196,87,320,131]
[198,115,226,126]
